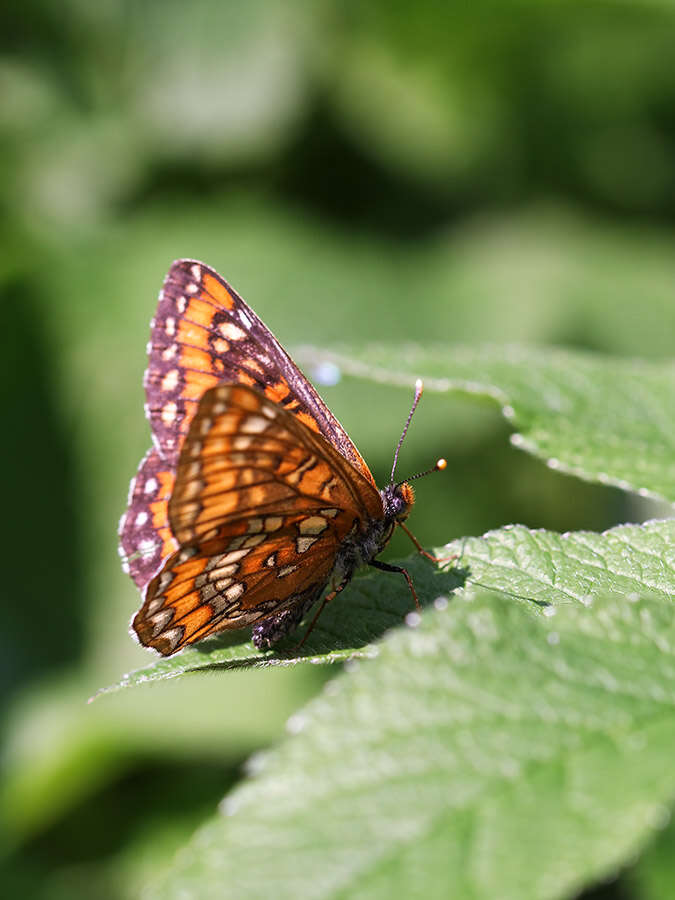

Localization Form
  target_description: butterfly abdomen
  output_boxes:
[251,584,324,649]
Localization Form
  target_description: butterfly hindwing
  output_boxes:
[118,448,178,590]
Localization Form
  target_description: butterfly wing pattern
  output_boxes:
[119,260,375,589]
[120,259,419,655]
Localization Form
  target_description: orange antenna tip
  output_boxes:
[415,378,424,394]
[401,457,447,485]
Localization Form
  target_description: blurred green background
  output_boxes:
[2,2,674,897]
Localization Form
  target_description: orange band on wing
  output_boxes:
[203,273,235,310]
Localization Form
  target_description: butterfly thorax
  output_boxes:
[331,481,414,585]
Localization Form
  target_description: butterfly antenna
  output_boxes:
[399,457,447,486]
[390,379,425,484]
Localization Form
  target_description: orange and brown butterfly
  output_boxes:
[119,259,445,656]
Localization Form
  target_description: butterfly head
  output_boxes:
[380,481,415,524]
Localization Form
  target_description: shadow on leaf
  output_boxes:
[189,556,467,672]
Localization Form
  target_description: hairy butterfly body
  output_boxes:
[119,260,440,655]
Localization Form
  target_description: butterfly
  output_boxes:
[119,259,445,656]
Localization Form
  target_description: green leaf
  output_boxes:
[296,344,675,504]
[144,518,675,900]
[629,814,675,900]
[450,519,675,610]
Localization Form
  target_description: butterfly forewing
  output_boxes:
[132,383,384,655]
[144,259,374,481]
[168,383,381,547]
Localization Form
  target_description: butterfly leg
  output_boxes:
[399,522,457,567]
[369,559,420,611]
[292,580,349,651]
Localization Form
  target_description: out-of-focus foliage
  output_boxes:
[1,1,674,898]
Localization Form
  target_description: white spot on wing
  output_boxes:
[299,516,328,536]
[162,627,184,651]
[215,577,234,590]
[150,608,174,637]
[233,435,253,450]
[225,583,245,601]
[296,536,318,553]
[221,548,250,565]
[162,369,180,392]
[158,571,173,591]
[219,322,246,341]
[146,596,164,614]
[209,563,239,580]
[161,401,177,427]
[242,415,268,434]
